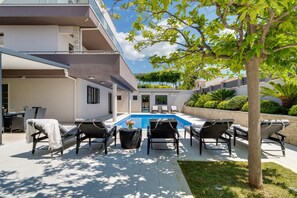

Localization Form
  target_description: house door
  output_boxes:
[108,93,112,114]
[141,95,150,112]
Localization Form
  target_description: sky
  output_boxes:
[103,1,192,74]
[103,1,217,74]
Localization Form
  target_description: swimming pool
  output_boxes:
[115,114,192,129]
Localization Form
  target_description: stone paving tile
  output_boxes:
[1,130,297,197]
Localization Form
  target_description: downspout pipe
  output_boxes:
[64,69,77,121]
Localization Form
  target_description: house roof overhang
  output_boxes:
[32,53,138,92]
[0,5,115,51]
[0,47,69,78]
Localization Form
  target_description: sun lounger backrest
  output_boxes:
[150,118,178,138]
[260,120,290,139]
[76,120,108,138]
[200,119,233,138]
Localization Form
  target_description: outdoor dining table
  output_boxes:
[3,111,25,132]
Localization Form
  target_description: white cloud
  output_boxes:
[116,31,180,61]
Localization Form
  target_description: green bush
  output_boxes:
[225,95,248,110]
[261,100,283,114]
[185,93,201,107]
[242,101,248,111]
[242,100,283,114]
[194,94,212,107]
[289,104,297,116]
[204,101,219,108]
[210,89,236,102]
[217,100,229,109]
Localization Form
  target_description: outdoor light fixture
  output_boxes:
[85,18,89,22]
[88,76,95,80]
[100,81,106,85]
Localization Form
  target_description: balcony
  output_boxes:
[0,0,123,54]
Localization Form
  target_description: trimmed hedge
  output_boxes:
[242,100,283,114]
[217,100,229,109]
[289,105,297,116]
[225,95,248,110]
[204,101,219,108]
[194,94,212,107]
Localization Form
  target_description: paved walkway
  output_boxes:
[1,118,297,197]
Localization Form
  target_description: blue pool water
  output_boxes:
[115,114,192,129]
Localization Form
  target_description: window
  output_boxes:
[133,95,138,100]
[69,43,74,53]
[87,86,100,104]
[0,33,4,47]
[155,95,167,105]
[117,95,122,100]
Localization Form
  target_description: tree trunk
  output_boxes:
[246,57,263,188]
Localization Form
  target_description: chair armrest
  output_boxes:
[174,129,180,139]
[233,126,248,135]
[61,127,79,138]
[224,131,233,137]
[107,126,117,136]
[190,126,201,136]
[147,126,151,137]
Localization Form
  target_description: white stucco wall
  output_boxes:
[117,89,193,113]
[0,25,59,51]
[3,78,75,122]
[76,78,112,119]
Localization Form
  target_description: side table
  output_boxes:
[119,128,142,149]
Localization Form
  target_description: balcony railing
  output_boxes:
[1,0,124,54]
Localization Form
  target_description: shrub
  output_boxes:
[289,105,297,116]
[261,100,283,114]
[138,84,172,89]
[185,93,201,107]
[241,100,283,114]
[210,89,236,102]
[204,101,219,108]
[242,102,248,111]
[194,94,212,107]
[217,100,229,109]
[225,95,248,110]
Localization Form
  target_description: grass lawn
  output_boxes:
[178,161,297,198]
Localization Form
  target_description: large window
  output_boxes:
[87,86,100,104]
[155,95,167,105]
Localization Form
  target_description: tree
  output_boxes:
[111,0,297,188]
[261,81,297,108]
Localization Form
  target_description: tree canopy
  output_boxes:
[135,70,181,84]
[109,0,297,188]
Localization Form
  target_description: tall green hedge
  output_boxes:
[225,95,248,110]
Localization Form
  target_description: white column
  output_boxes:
[128,92,132,114]
[112,83,117,122]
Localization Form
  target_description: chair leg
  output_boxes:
[190,132,193,146]
[32,137,37,155]
[76,135,80,154]
[104,138,108,154]
[216,138,218,146]
[228,139,231,156]
[176,139,179,155]
[147,138,150,155]
[184,129,186,139]
[61,139,64,155]
[114,131,117,146]
[199,137,202,155]
[89,138,91,146]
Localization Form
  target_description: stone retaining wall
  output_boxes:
[183,106,297,146]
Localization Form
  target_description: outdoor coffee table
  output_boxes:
[119,128,142,149]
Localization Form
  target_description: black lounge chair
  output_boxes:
[28,120,79,155]
[190,119,233,155]
[147,118,179,155]
[74,119,117,155]
[233,120,290,156]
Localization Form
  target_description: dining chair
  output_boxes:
[11,108,36,132]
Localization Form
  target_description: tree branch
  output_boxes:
[273,44,297,52]
[273,4,297,23]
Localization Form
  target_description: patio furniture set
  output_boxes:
[151,105,179,114]
[25,117,290,157]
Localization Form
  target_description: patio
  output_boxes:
[1,115,297,197]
